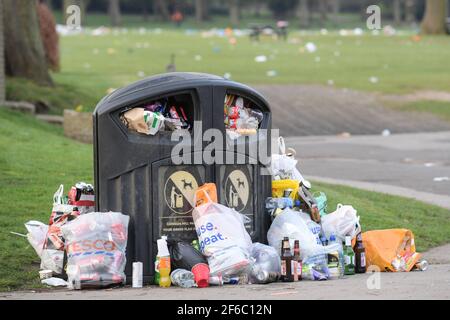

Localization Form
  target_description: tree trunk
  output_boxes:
[3,0,53,86]
[421,0,447,34]
[156,0,170,21]
[404,0,416,24]
[298,0,310,28]
[393,0,402,25]
[108,0,121,27]
[0,0,5,103]
[195,0,204,22]
[318,0,328,23]
[229,0,240,26]
[332,0,340,15]
[37,2,60,72]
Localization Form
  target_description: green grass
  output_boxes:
[8,28,450,114]
[393,100,450,122]
[1,108,449,291]
[52,29,450,112]
[6,77,99,114]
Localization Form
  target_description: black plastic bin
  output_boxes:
[93,72,272,284]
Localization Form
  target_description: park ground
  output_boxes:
[1,18,450,296]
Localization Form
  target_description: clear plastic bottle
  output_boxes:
[328,234,344,279]
[170,269,196,288]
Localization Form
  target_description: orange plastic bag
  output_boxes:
[195,183,218,207]
[361,229,421,272]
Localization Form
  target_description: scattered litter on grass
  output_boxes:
[327,80,334,86]
[255,55,267,63]
[137,71,146,78]
[266,70,278,77]
[194,55,202,61]
[223,73,232,79]
[305,42,317,53]
[369,76,379,84]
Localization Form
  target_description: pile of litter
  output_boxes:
[22,143,427,290]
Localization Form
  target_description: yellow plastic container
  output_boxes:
[272,179,300,199]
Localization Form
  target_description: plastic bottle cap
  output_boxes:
[330,234,336,242]
[295,200,301,207]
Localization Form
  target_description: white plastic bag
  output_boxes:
[25,221,48,258]
[267,208,321,260]
[61,212,129,289]
[271,137,305,181]
[321,204,361,241]
[192,202,252,277]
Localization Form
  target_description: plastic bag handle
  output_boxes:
[53,184,64,205]
[278,136,286,155]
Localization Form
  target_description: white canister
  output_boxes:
[132,262,143,288]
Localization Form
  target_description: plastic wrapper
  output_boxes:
[168,241,207,271]
[25,221,48,258]
[192,200,252,277]
[61,212,129,289]
[321,204,361,242]
[41,184,93,274]
[121,108,165,135]
[249,243,281,284]
[267,208,341,263]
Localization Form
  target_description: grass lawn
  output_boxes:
[7,27,450,114]
[1,107,449,291]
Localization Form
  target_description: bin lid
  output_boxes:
[93,72,270,116]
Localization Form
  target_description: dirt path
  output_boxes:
[254,85,450,137]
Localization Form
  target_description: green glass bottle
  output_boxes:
[343,236,355,275]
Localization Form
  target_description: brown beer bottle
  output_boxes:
[281,238,294,282]
[293,240,302,281]
[354,232,367,273]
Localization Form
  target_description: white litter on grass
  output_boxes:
[381,129,391,137]
[383,25,396,36]
[266,70,278,77]
[305,42,317,53]
[137,71,146,78]
[254,55,268,63]
[353,28,364,36]
[223,72,232,79]
[339,29,349,36]
[314,56,321,63]
[56,24,82,36]
[83,63,91,69]
[369,76,379,84]
[334,51,341,57]
[320,28,328,35]
[93,48,99,55]
[42,278,68,287]
[194,55,202,61]
[327,80,334,86]
[433,177,449,182]
[372,30,380,36]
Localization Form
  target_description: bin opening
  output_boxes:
[120,93,195,136]
[224,93,264,139]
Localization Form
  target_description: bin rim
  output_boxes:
[93,72,270,115]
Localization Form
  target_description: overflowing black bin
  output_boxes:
[93,72,272,283]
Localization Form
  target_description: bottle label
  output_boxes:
[345,255,355,266]
[281,260,286,276]
[361,253,366,268]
